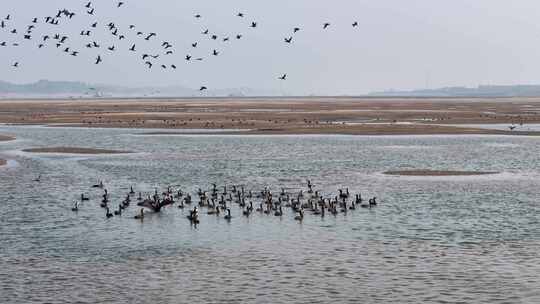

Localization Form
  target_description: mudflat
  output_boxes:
[1,97,540,135]
[0,134,15,141]
[22,147,131,154]
[384,170,499,176]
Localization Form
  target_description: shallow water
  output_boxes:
[1,126,540,304]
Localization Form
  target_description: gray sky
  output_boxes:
[1,0,540,94]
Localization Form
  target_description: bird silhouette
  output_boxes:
[323,22,331,29]
[95,55,102,64]
[284,37,293,44]
[237,13,244,17]
[251,22,257,28]
[117,2,124,8]
[352,21,358,27]
[293,27,301,33]
[12,62,19,68]
[145,33,156,40]
[145,61,153,68]
[129,44,136,51]
[279,74,287,80]
[192,42,198,48]
[200,86,207,91]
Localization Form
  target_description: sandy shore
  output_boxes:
[384,170,498,176]
[0,159,6,166]
[0,134,15,141]
[23,147,131,154]
[1,97,540,135]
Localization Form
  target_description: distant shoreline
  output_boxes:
[1,97,539,136]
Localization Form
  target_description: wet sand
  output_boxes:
[23,147,131,154]
[1,97,540,135]
[0,159,6,166]
[384,170,499,176]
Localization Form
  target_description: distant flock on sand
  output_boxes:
[68,180,379,223]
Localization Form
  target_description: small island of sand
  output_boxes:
[22,147,131,154]
[384,170,498,176]
[0,134,15,141]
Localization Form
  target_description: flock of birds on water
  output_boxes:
[1,1,360,91]
[71,180,378,224]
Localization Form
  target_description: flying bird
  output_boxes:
[95,55,102,64]
[323,23,331,29]
[200,86,207,91]
[279,74,287,80]
[352,21,359,27]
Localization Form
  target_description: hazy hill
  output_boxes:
[0,80,281,98]
[370,85,540,97]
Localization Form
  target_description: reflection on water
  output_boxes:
[1,126,540,303]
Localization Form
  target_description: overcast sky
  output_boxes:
[1,0,540,94]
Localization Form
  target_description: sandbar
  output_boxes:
[22,147,131,154]
[384,170,498,176]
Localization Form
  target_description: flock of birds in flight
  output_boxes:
[71,179,378,224]
[1,1,359,91]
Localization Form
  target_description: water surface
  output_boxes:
[1,126,539,303]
